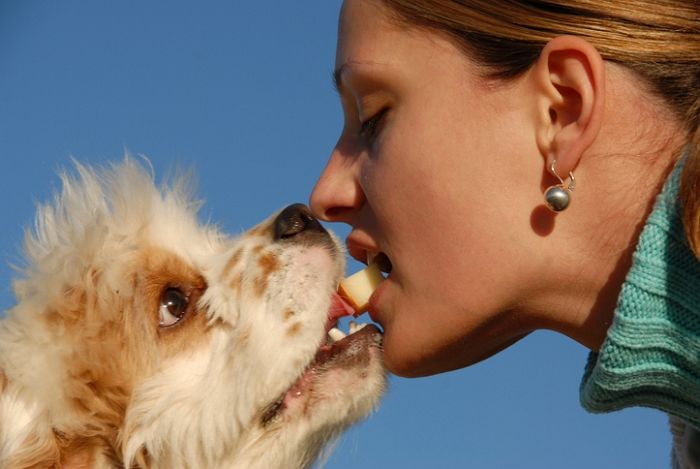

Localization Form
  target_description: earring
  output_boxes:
[544,161,575,212]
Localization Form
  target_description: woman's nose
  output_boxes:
[309,148,364,223]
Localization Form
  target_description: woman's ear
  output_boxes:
[532,35,605,176]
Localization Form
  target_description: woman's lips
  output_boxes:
[345,238,372,264]
[367,272,390,327]
[345,234,384,266]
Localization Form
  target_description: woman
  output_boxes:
[310,0,700,465]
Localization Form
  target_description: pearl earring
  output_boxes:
[544,161,575,212]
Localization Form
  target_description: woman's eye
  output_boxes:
[359,108,388,142]
[159,287,189,327]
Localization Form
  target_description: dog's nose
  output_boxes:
[273,203,328,240]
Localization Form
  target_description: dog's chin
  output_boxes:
[262,324,384,430]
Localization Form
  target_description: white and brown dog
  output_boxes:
[0,159,385,468]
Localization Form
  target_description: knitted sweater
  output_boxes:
[579,158,700,462]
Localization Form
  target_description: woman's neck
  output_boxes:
[530,64,688,349]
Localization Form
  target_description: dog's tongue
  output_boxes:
[328,292,355,323]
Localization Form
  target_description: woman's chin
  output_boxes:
[381,322,532,378]
[379,327,455,378]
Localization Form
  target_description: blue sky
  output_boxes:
[0,2,669,467]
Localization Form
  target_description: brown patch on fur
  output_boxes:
[237,325,251,348]
[283,308,296,321]
[253,277,268,298]
[221,248,244,280]
[42,268,103,331]
[253,251,280,298]
[38,268,134,450]
[258,252,280,276]
[0,369,6,393]
[43,287,87,330]
[55,432,96,469]
[229,272,243,293]
[286,322,302,337]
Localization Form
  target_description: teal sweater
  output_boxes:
[580,158,700,429]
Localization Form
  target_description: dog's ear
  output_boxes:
[0,370,62,468]
[54,435,97,469]
[0,370,104,468]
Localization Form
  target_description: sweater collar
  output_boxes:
[580,155,700,427]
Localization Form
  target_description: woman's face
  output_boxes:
[311,0,551,376]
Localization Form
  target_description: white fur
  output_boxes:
[0,158,385,468]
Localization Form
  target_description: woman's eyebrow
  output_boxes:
[332,61,387,94]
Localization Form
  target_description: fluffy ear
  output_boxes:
[532,35,605,176]
[0,371,62,468]
[0,372,102,469]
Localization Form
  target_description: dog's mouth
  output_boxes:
[260,293,382,427]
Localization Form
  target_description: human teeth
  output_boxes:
[338,263,385,314]
[328,327,346,342]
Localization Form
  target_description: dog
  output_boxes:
[0,159,385,468]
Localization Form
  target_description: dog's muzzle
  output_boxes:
[273,203,330,244]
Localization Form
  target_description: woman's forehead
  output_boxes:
[336,0,465,87]
[336,0,395,66]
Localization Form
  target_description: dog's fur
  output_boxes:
[0,159,385,468]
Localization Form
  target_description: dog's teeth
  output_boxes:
[328,327,346,342]
[349,321,369,334]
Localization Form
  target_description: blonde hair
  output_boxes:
[381,0,700,256]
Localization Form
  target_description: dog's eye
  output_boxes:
[159,288,189,327]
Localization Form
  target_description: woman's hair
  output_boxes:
[380,0,700,256]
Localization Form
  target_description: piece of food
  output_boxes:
[338,263,385,314]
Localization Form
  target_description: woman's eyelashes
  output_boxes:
[359,107,389,143]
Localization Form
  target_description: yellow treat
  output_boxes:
[338,263,385,314]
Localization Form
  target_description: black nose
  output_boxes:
[273,203,327,240]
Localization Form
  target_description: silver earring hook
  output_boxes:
[550,160,575,191]
[544,160,577,212]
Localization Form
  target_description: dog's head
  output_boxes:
[0,159,385,468]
